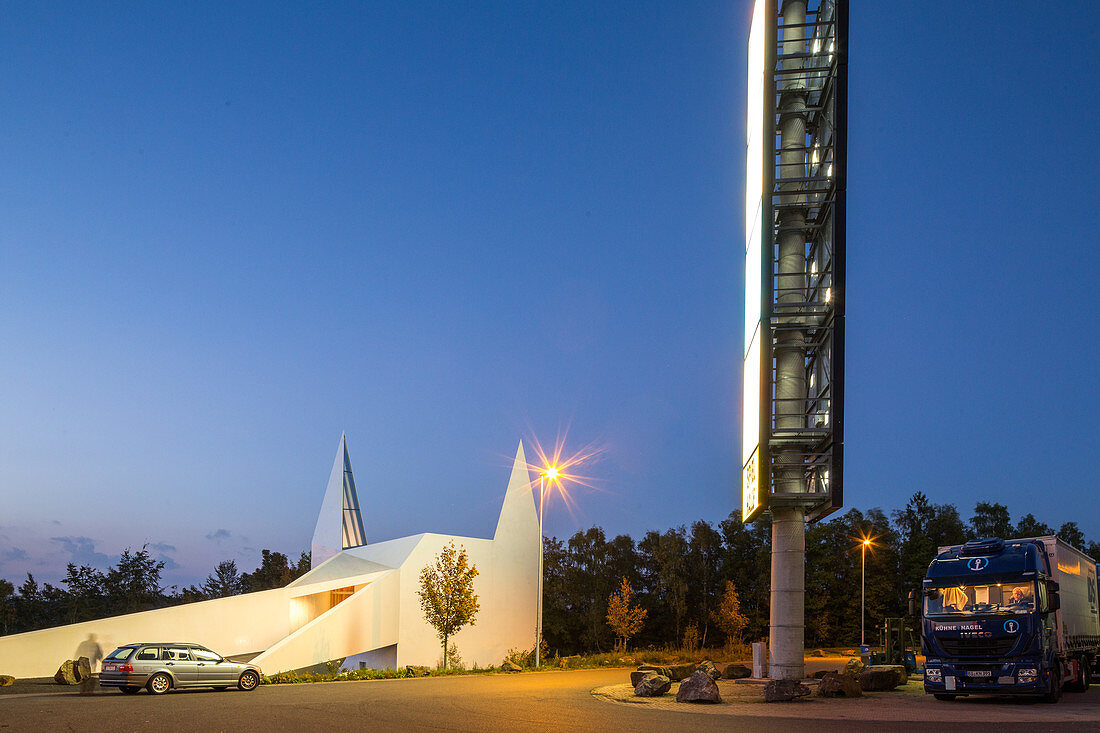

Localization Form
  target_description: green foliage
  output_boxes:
[437,643,464,670]
[240,550,310,593]
[417,541,479,669]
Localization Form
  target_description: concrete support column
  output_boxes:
[769,0,808,682]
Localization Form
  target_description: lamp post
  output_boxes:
[861,538,871,647]
[536,465,559,669]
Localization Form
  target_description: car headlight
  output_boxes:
[925,668,942,682]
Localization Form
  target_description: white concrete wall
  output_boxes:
[0,587,291,679]
[251,571,399,674]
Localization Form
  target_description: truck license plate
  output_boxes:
[967,671,992,677]
[945,676,956,690]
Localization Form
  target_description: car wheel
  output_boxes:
[119,686,141,695]
[238,670,260,692]
[933,694,956,701]
[147,673,172,695]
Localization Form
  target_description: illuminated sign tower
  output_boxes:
[742,0,847,680]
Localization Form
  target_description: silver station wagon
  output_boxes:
[99,643,262,695]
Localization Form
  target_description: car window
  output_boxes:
[106,647,135,661]
[136,647,160,661]
[192,647,220,663]
[163,647,192,661]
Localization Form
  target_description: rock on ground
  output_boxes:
[859,668,900,691]
[723,663,751,680]
[636,664,672,680]
[74,657,91,682]
[812,669,838,679]
[675,670,721,704]
[634,673,672,697]
[816,671,862,698]
[865,664,908,687]
[669,663,696,682]
[0,675,14,687]
[54,660,79,685]
[811,649,825,657]
[764,679,812,702]
[843,658,865,678]
[696,660,720,680]
[501,661,522,673]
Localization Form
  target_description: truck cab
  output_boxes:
[920,537,1068,701]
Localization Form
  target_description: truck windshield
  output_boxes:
[925,582,1035,616]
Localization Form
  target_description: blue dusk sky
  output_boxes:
[2,1,1098,589]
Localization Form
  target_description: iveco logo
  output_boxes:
[1004,620,1020,633]
[967,558,988,571]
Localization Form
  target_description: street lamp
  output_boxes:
[536,465,560,669]
[860,538,872,647]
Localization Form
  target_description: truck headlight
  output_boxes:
[925,668,942,682]
[1017,668,1038,683]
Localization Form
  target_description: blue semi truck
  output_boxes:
[918,536,1099,702]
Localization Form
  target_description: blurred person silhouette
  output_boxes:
[75,633,104,695]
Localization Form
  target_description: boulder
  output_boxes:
[816,671,862,698]
[864,665,907,688]
[637,664,672,679]
[722,663,752,680]
[676,670,721,703]
[859,668,900,692]
[810,649,825,657]
[812,669,838,679]
[54,660,79,685]
[634,673,672,697]
[0,675,14,687]
[75,657,92,682]
[842,658,865,679]
[669,663,697,682]
[764,679,811,702]
[501,661,522,673]
[696,660,720,680]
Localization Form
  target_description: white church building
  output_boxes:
[0,437,540,678]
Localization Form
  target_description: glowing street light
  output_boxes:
[536,465,560,669]
[860,537,874,647]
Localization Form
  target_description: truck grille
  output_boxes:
[939,638,1017,657]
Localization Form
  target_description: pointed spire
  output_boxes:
[311,433,367,567]
[494,440,538,541]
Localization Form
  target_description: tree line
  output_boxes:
[3,493,1098,653]
[540,493,1100,655]
[0,548,310,635]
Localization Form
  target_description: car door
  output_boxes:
[191,646,233,685]
[162,646,199,685]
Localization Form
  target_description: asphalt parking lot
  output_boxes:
[2,667,1098,732]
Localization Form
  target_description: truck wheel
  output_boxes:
[1066,660,1089,693]
[1042,667,1063,703]
[1081,660,1091,692]
[933,694,956,701]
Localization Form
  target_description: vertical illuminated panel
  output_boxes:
[741,0,769,523]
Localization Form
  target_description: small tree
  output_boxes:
[712,580,749,647]
[681,620,700,652]
[605,577,647,652]
[417,541,479,668]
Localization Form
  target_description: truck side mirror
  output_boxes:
[908,589,921,618]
